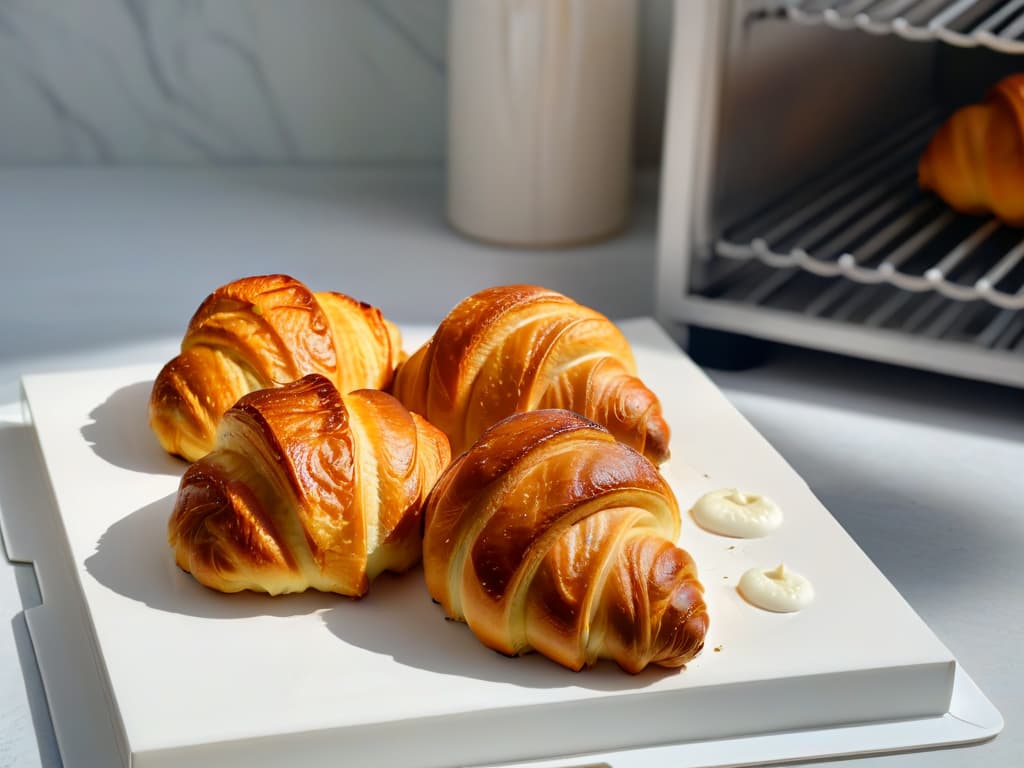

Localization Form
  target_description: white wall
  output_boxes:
[0,0,673,166]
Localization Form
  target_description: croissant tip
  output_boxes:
[644,430,672,466]
[648,446,671,466]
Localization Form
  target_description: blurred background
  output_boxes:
[0,0,670,165]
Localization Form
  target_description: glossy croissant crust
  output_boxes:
[919,74,1024,226]
[150,274,404,462]
[168,374,450,596]
[392,285,670,464]
[423,409,707,673]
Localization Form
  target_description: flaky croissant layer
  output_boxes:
[150,274,404,462]
[392,284,671,465]
[423,409,707,673]
[169,375,450,596]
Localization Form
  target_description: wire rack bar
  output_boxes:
[782,0,1024,54]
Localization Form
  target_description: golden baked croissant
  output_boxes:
[150,274,404,462]
[919,74,1024,225]
[423,409,707,673]
[169,374,450,596]
[392,285,671,464]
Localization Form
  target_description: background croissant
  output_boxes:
[169,374,450,596]
[392,285,671,464]
[919,74,1024,226]
[150,274,404,462]
[423,409,707,674]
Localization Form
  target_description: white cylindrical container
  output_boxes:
[447,0,638,247]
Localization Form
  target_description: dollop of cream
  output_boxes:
[691,488,783,538]
[738,564,814,613]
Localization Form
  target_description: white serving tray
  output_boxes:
[9,320,1002,768]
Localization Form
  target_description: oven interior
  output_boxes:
[683,0,1024,384]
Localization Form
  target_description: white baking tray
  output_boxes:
[8,320,1002,768]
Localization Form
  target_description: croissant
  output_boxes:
[392,285,671,464]
[168,374,451,596]
[423,409,707,673]
[150,274,404,462]
[919,74,1024,226]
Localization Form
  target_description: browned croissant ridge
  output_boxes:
[423,409,707,674]
[169,374,451,596]
[150,274,404,462]
[393,284,671,464]
[919,73,1024,226]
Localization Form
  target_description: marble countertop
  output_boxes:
[1,167,1021,768]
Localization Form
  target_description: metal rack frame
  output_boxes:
[705,259,1024,347]
[782,0,1024,54]
[685,259,1024,386]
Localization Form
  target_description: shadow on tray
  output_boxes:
[80,380,182,477]
[85,490,676,690]
[84,493,339,620]
[321,572,676,692]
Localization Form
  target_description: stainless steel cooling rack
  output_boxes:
[715,113,1024,311]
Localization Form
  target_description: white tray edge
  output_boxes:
[1,418,126,768]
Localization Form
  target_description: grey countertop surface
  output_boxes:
[1,167,1020,768]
